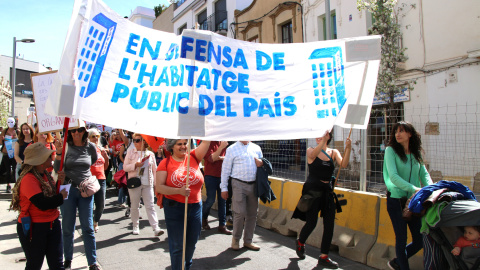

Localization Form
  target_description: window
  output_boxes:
[197,10,208,30]
[281,21,293,43]
[319,11,337,40]
[178,24,187,35]
[215,0,227,31]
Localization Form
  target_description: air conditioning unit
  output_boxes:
[216,29,227,36]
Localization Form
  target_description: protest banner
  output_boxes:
[31,71,80,133]
[46,0,380,141]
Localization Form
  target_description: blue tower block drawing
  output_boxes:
[309,47,346,119]
[77,13,117,98]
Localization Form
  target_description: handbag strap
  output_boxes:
[321,149,333,162]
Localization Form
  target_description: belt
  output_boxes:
[233,178,255,185]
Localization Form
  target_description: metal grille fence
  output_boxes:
[256,103,480,195]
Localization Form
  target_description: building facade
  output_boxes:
[153,4,174,33]
[302,0,480,190]
[128,6,156,28]
[170,0,253,37]
[233,0,303,43]
[0,55,48,124]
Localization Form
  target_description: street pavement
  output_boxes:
[0,183,375,270]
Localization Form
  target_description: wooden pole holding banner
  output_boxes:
[181,139,191,270]
[333,127,352,189]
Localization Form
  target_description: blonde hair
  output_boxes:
[34,126,54,143]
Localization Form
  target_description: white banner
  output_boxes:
[31,71,80,133]
[47,0,381,140]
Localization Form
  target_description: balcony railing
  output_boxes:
[197,11,228,35]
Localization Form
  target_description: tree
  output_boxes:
[0,77,11,127]
[154,4,167,18]
[357,0,415,110]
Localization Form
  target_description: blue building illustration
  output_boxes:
[77,13,117,98]
[309,47,346,119]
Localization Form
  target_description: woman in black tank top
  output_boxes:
[292,131,351,269]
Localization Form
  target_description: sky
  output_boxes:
[0,0,170,70]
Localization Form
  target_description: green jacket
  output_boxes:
[383,146,433,199]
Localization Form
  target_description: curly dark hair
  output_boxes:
[66,127,88,145]
[387,121,423,164]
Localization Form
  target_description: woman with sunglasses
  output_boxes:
[88,129,110,233]
[384,121,432,270]
[123,133,164,236]
[156,139,210,270]
[54,124,100,270]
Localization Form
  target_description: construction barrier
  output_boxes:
[203,177,425,268]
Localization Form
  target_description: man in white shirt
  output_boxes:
[221,141,263,251]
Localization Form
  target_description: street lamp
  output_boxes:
[11,37,35,118]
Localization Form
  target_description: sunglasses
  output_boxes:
[133,139,143,143]
[91,135,100,138]
[70,128,86,133]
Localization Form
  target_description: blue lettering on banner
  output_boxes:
[101,23,303,119]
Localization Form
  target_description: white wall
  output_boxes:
[129,6,155,28]
[302,0,370,42]
[0,55,48,81]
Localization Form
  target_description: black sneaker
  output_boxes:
[296,239,306,260]
[125,208,130,217]
[387,258,400,270]
[318,256,338,269]
[6,185,11,193]
[89,263,100,270]
[64,260,72,270]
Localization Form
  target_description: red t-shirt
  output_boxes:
[203,141,226,177]
[110,140,124,156]
[157,150,204,204]
[454,236,480,249]
[90,146,106,179]
[18,173,60,223]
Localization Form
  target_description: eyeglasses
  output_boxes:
[91,135,100,138]
[70,128,86,133]
[133,139,142,143]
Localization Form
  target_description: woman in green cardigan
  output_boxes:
[384,121,433,270]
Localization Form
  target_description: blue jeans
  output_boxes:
[202,175,226,226]
[60,187,97,266]
[94,179,106,222]
[163,197,202,270]
[387,197,423,270]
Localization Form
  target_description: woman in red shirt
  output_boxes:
[156,139,210,270]
[10,142,68,269]
[88,129,109,233]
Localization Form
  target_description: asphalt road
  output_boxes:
[0,183,376,270]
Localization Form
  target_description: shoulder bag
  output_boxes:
[127,149,146,189]
[78,175,100,198]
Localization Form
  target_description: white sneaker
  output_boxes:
[132,226,140,235]
[154,228,165,236]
